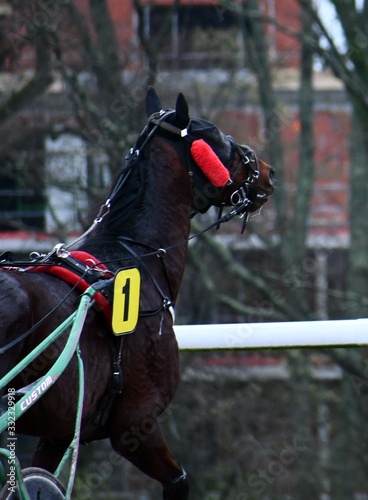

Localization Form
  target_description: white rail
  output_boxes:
[174,319,368,350]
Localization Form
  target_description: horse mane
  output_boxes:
[81,152,148,242]
[101,155,149,235]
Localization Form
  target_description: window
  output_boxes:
[145,4,243,69]
[0,171,45,231]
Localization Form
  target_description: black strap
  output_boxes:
[150,117,188,137]
[0,251,14,263]
[118,240,174,316]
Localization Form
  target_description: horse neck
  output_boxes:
[83,137,193,300]
[117,137,192,245]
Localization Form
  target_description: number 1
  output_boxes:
[112,268,141,335]
[122,277,130,322]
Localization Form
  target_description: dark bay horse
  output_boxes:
[0,88,274,498]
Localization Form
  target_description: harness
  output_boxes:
[0,106,263,441]
[0,246,112,316]
[0,108,261,352]
[29,247,113,322]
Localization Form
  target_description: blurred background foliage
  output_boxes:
[1,0,368,498]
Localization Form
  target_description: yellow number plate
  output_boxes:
[112,268,141,335]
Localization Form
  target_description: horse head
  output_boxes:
[145,87,274,221]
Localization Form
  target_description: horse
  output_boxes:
[0,87,274,499]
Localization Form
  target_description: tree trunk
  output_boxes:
[347,101,368,316]
[240,0,287,234]
[293,2,315,265]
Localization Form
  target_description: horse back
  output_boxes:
[1,270,108,370]
[0,269,113,438]
[0,271,34,379]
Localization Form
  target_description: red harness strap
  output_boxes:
[30,251,112,324]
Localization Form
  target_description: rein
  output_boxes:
[117,239,175,321]
[0,199,249,355]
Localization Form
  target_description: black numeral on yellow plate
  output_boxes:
[112,268,141,335]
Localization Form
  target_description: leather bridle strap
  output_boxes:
[227,138,259,185]
[117,240,175,320]
[150,113,188,138]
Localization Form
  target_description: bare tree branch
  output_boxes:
[0,30,52,122]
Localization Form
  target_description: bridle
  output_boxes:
[229,140,260,204]
[225,138,261,226]
[148,109,261,230]
[0,111,263,355]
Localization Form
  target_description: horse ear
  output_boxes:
[175,93,190,127]
[146,87,162,117]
